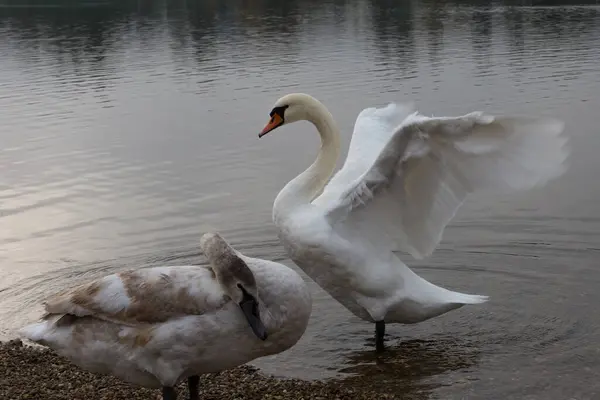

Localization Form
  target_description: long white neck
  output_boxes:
[273,99,340,221]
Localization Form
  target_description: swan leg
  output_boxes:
[162,386,177,400]
[188,375,200,400]
[375,320,386,352]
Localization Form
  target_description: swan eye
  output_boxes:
[270,105,289,118]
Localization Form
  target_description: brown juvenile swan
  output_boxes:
[21,233,312,399]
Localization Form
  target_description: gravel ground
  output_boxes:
[0,340,402,400]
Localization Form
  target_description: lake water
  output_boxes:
[1,0,600,398]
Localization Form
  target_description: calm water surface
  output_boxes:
[1,0,600,398]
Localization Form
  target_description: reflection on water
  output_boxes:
[2,0,600,398]
[332,337,481,399]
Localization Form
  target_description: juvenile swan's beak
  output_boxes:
[259,113,283,138]
[239,294,268,341]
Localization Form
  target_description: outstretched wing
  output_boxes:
[313,107,569,259]
[42,266,228,325]
[318,102,416,200]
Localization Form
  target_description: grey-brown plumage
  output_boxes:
[20,232,312,400]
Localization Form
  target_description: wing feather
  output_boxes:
[43,266,227,325]
[318,102,416,203]
[314,107,569,260]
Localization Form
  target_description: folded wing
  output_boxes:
[43,266,227,325]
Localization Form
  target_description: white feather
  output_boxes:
[319,110,569,260]
[266,93,569,326]
[19,237,311,389]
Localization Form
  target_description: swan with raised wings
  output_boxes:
[20,233,312,400]
[258,93,568,352]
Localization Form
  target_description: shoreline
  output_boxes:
[0,340,398,400]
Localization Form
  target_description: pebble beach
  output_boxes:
[0,340,407,400]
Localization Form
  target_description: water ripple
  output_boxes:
[1,1,600,398]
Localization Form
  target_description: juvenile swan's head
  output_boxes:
[258,93,325,138]
[200,232,267,341]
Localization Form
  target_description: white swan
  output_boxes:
[19,233,312,400]
[258,93,568,351]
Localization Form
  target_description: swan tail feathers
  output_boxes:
[19,321,53,343]
[449,292,489,305]
[19,314,74,344]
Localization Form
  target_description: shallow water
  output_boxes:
[1,0,599,398]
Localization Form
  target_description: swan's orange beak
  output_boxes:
[259,113,284,138]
